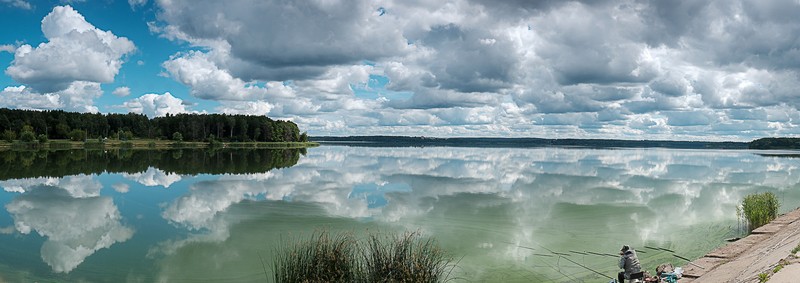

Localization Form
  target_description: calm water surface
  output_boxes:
[0,146,799,282]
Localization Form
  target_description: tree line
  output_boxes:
[0,108,307,142]
[748,137,800,149]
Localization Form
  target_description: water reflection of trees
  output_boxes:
[0,148,304,180]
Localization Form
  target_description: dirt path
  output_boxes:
[679,208,800,283]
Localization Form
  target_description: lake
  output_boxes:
[0,146,798,282]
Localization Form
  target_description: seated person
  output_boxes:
[618,245,643,283]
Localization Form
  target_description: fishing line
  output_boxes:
[503,241,582,282]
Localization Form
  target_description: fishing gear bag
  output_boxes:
[655,263,674,275]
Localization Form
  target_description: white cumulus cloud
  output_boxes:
[162,50,271,101]
[122,92,188,117]
[0,82,102,113]
[5,5,135,93]
[141,1,800,139]
[112,86,131,97]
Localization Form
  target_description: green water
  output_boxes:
[0,147,798,282]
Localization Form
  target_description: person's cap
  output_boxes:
[621,245,630,252]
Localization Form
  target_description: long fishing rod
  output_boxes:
[569,250,588,255]
[644,245,674,253]
[505,243,615,280]
[502,242,582,282]
[672,254,705,269]
[558,253,615,280]
[585,251,618,258]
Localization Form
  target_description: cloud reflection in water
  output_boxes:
[5,185,133,273]
[154,147,800,281]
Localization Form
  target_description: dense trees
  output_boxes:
[0,108,303,142]
[749,138,800,149]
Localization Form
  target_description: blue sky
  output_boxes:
[2,0,800,141]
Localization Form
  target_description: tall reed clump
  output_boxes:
[363,231,454,283]
[272,231,455,283]
[738,192,780,231]
[272,231,360,283]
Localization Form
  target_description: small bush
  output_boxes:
[19,130,36,142]
[208,139,223,148]
[740,192,780,231]
[120,141,133,148]
[2,129,15,142]
[37,134,48,143]
[172,132,183,141]
[148,141,157,148]
[69,129,86,141]
[122,130,134,141]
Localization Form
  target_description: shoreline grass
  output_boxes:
[738,192,780,232]
[273,232,360,283]
[0,139,319,151]
[363,231,454,283]
[272,231,455,283]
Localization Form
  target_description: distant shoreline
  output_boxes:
[0,139,319,150]
[310,136,750,150]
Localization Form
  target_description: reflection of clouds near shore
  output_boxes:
[282,148,800,222]
[148,147,800,281]
[123,167,181,188]
[1,175,102,197]
[162,147,800,241]
[3,182,133,273]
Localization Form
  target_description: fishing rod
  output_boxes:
[501,242,558,258]
[511,243,618,281]
[569,250,588,255]
[501,242,583,282]
[644,246,704,269]
[644,245,674,253]
[585,251,618,258]
[558,253,615,280]
[672,254,705,269]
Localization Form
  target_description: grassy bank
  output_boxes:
[0,139,319,150]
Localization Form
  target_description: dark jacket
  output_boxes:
[618,250,642,279]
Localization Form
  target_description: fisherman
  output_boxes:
[617,245,643,283]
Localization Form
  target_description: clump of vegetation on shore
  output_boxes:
[363,231,454,283]
[272,232,360,282]
[738,192,780,231]
[272,231,455,283]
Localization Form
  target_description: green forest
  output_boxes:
[0,108,306,142]
[748,137,800,149]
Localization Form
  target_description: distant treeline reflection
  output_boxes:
[0,148,304,180]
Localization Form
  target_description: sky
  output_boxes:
[1,0,800,141]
